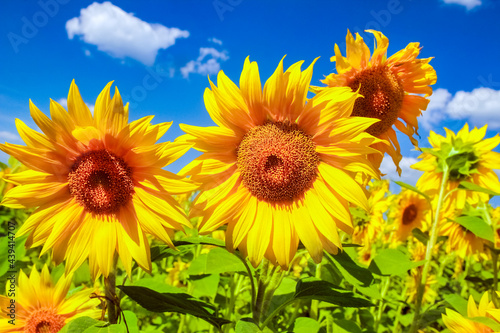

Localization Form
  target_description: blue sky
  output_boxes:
[1,0,499,196]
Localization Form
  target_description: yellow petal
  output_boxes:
[318,162,369,211]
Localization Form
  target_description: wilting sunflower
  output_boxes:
[389,189,430,242]
[0,81,196,278]
[180,57,383,268]
[442,292,500,333]
[0,265,100,333]
[412,124,500,209]
[315,30,436,174]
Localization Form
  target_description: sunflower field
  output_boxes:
[1,30,500,333]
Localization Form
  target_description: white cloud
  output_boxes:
[445,87,500,128]
[419,87,500,130]
[56,97,68,109]
[381,156,423,187]
[420,88,452,130]
[181,47,229,79]
[442,0,481,10]
[208,37,223,45]
[84,49,91,57]
[66,2,189,66]
[0,131,21,142]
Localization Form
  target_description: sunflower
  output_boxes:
[406,272,437,305]
[315,30,436,174]
[0,265,100,333]
[179,57,383,268]
[412,124,500,209]
[352,179,391,247]
[0,81,196,278]
[442,292,500,333]
[389,189,430,242]
[440,220,486,259]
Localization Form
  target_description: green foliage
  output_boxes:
[118,285,231,330]
[368,249,424,276]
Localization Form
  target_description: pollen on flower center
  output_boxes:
[348,65,404,136]
[68,149,134,214]
[25,307,65,333]
[402,204,418,225]
[236,121,319,203]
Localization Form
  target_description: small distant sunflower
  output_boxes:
[180,57,383,268]
[316,30,436,174]
[390,189,430,241]
[0,81,196,278]
[406,273,437,305]
[442,292,500,333]
[413,124,500,209]
[0,265,100,333]
[166,258,190,288]
[352,179,391,247]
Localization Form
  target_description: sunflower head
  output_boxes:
[442,292,500,333]
[181,57,382,268]
[390,189,430,242]
[413,124,500,209]
[317,30,437,174]
[0,81,196,278]
[0,265,100,333]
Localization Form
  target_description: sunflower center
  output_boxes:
[236,121,319,203]
[25,307,65,333]
[402,204,418,225]
[68,149,134,214]
[348,65,404,136]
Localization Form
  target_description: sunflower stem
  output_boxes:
[374,276,391,332]
[409,166,449,333]
[310,260,322,320]
[254,260,284,329]
[491,249,500,308]
[104,257,119,325]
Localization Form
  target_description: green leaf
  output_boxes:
[235,318,262,333]
[469,316,500,331]
[454,216,495,242]
[150,245,192,262]
[443,294,468,317]
[412,228,429,245]
[121,311,139,333]
[325,250,373,287]
[293,277,373,308]
[59,317,101,333]
[393,181,430,201]
[187,247,246,276]
[368,249,423,276]
[83,323,126,333]
[133,278,185,293]
[118,285,231,330]
[190,274,220,299]
[0,161,7,171]
[267,277,296,317]
[459,182,500,196]
[290,317,320,333]
[331,319,363,333]
[175,236,226,247]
